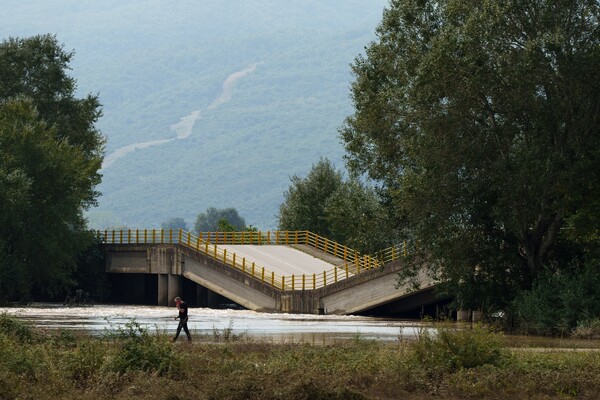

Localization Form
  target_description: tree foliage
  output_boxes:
[278,158,343,238]
[0,35,104,300]
[194,207,246,232]
[278,158,397,253]
[341,0,600,310]
[161,217,188,231]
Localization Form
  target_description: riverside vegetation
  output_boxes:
[2,314,600,400]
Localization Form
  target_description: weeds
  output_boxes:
[105,320,181,376]
[412,323,508,374]
[0,314,598,399]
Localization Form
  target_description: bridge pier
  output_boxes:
[158,274,181,307]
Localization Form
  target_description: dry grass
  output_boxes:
[1,314,600,399]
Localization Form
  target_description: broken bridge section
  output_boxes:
[102,230,437,315]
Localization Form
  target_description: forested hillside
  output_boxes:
[1,0,388,229]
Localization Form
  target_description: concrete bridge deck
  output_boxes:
[102,230,439,316]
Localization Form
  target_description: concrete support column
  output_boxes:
[158,274,168,306]
[168,274,182,307]
[457,309,470,322]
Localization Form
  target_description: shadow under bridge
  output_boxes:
[101,230,438,315]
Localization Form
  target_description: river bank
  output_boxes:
[2,313,600,399]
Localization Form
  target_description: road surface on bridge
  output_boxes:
[219,245,346,276]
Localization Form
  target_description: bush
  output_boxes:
[0,313,36,343]
[571,319,600,340]
[107,320,181,376]
[412,324,507,374]
[514,265,600,335]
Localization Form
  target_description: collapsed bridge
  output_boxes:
[101,230,441,316]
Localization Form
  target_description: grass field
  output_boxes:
[1,314,600,399]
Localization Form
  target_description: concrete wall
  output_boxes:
[181,248,279,312]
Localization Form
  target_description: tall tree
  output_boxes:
[341,0,600,310]
[278,158,343,237]
[325,180,397,253]
[0,35,104,300]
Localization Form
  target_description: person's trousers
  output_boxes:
[174,317,191,341]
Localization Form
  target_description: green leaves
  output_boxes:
[0,35,105,300]
[341,0,600,311]
[278,158,397,253]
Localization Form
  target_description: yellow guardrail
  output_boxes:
[98,229,409,291]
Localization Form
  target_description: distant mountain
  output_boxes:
[1,0,389,230]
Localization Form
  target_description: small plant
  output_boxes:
[0,312,36,343]
[212,319,246,342]
[571,318,600,339]
[412,323,507,374]
[106,319,181,376]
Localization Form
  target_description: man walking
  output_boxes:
[173,296,192,342]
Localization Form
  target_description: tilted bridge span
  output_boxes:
[101,230,439,316]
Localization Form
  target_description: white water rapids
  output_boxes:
[1,305,427,344]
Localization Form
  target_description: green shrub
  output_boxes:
[514,266,600,335]
[412,324,507,374]
[571,318,600,339]
[107,320,181,376]
[0,313,36,343]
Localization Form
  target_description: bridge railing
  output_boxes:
[98,229,410,291]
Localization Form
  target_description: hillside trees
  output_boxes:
[341,0,600,312]
[194,207,246,232]
[0,35,104,300]
[161,217,188,231]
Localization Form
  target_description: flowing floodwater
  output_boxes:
[0,305,427,344]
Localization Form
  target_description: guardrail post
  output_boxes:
[302,274,305,290]
[267,231,271,244]
[392,246,396,261]
[291,275,294,291]
[213,244,217,259]
[343,246,347,261]
[252,262,255,277]
[276,231,279,244]
[295,231,298,244]
[271,271,275,287]
[345,263,349,278]
[187,231,191,246]
[223,249,227,265]
[261,267,265,283]
[315,234,319,250]
[128,229,131,244]
[324,238,328,253]
[323,271,327,287]
[403,241,407,257]
[160,229,164,243]
[334,268,337,282]
[119,230,123,244]
[285,231,289,245]
[313,273,316,290]
[136,229,139,243]
[305,230,309,245]
[233,253,236,269]
[242,257,245,273]
[258,231,261,245]
[282,276,286,291]
[144,229,147,243]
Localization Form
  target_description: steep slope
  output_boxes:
[1,0,388,229]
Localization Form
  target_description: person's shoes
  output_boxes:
[172,337,177,343]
